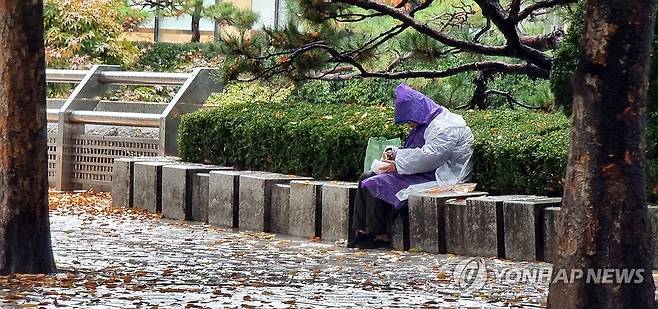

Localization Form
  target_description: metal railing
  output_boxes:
[47,65,223,191]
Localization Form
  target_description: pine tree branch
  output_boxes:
[516,0,578,22]
[333,0,553,70]
[509,0,522,20]
[349,24,409,57]
[473,18,492,43]
[486,89,547,110]
[332,0,511,57]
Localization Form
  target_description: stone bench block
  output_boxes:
[503,197,562,261]
[445,195,543,258]
[112,157,171,208]
[239,174,312,232]
[191,173,210,222]
[543,207,561,263]
[133,160,178,213]
[444,199,468,255]
[408,191,488,254]
[289,180,331,238]
[648,205,658,269]
[321,182,358,242]
[392,207,410,251]
[271,184,291,234]
[208,171,255,228]
[162,164,231,220]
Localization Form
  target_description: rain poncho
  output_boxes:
[361,84,474,208]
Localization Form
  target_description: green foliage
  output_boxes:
[179,101,658,202]
[550,1,658,166]
[549,2,585,115]
[206,82,293,106]
[288,79,398,106]
[489,75,555,110]
[134,42,224,71]
[463,110,570,196]
[206,2,259,29]
[179,101,406,180]
[43,0,145,68]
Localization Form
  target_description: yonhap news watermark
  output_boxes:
[452,258,650,292]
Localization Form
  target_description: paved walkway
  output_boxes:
[0,191,652,308]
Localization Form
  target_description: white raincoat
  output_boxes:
[394,108,475,201]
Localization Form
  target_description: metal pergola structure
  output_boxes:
[46,65,223,191]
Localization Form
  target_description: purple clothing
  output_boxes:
[394,84,442,125]
[361,84,442,208]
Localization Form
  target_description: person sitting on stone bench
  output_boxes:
[348,83,474,249]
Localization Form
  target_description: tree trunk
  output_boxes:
[190,1,203,43]
[547,0,657,308]
[467,71,493,109]
[0,0,56,274]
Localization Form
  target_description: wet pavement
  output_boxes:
[0,191,654,308]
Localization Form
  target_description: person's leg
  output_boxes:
[348,172,376,248]
[364,191,391,241]
[351,189,392,249]
[351,172,376,234]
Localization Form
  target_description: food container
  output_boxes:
[453,183,477,193]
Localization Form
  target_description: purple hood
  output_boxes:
[394,84,442,125]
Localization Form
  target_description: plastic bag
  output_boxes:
[370,159,390,175]
[363,137,401,173]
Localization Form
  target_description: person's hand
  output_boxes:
[382,160,397,174]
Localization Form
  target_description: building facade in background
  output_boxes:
[130,0,287,43]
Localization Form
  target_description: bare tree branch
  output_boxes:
[486,89,546,110]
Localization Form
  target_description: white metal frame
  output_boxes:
[46,65,223,190]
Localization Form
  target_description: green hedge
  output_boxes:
[463,111,570,195]
[179,102,407,180]
[179,103,658,201]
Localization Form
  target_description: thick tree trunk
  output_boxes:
[547,1,657,308]
[190,1,203,43]
[0,1,56,274]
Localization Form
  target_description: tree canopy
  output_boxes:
[216,0,575,109]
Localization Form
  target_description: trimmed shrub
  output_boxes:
[179,103,565,195]
[179,104,658,202]
[179,102,407,180]
[463,110,570,196]
[288,79,398,106]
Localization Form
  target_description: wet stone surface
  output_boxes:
[1,191,653,308]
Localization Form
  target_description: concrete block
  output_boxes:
[444,199,468,255]
[112,157,169,208]
[271,184,291,234]
[408,191,487,254]
[239,173,312,232]
[208,170,251,228]
[161,164,231,220]
[503,197,562,261]
[321,182,358,242]
[648,205,658,269]
[392,207,410,251]
[133,160,177,213]
[543,207,560,264]
[289,180,330,238]
[446,195,543,258]
[191,173,210,222]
